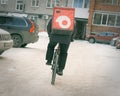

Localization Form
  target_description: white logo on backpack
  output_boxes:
[56,16,71,29]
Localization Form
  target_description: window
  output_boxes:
[107,15,116,26]
[113,0,118,5]
[116,16,120,26]
[74,0,90,8]
[31,0,39,7]
[74,0,83,8]
[16,0,24,11]
[102,14,107,25]
[104,0,118,5]
[1,0,7,4]
[93,12,120,27]
[55,0,60,6]
[47,0,53,8]
[46,0,60,8]
[93,13,102,24]
[84,0,90,8]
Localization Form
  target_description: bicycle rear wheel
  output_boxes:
[51,51,59,85]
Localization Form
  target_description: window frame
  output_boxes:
[31,0,39,7]
[15,0,24,11]
[107,14,116,26]
[104,0,118,5]
[46,0,53,8]
[116,15,120,27]
[93,12,120,28]
[1,0,7,4]
[84,0,90,8]
[46,0,60,8]
[74,0,90,8]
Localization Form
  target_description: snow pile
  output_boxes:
[38,32,48,38]
[27,31,49,49]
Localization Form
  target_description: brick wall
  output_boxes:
[91,26,120,33]
[87,0,120,35]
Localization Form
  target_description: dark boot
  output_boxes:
[57,68,63,76]
[46,60,51,65]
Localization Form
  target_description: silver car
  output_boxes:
[0,28,13,55]
[110,37,120,46]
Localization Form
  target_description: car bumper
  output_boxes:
[22,31,39,44]
[0,40,13,50]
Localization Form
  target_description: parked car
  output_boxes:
[0,28,13,55]
[86,32,119,44]
[0,15,39,47]
[110,36,120,46]
[116,40,120,49]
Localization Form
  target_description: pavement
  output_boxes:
[0,32,120,96]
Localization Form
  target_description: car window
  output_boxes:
[13,17,26,26]
[6,17,13,25]
[107,33,114,36]
[99,32,107,36]
[0,17,13,25]
[0,17,6,24]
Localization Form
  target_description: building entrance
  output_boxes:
[74,18,87,40]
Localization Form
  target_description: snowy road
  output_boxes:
[0,32,120,96]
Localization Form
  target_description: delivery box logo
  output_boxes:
[52,7,75,31]
[56,15,71,29]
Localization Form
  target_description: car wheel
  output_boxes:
[116,44,120,49]
[110,40,116,46]
[21,44,27,48]
[0,51,4,55]
[11,34,23,48]
[89,38,95,43]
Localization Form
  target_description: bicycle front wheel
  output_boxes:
[51,52,59,85]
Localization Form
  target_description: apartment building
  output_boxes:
[0,0,90,39]
[87,0,120,35]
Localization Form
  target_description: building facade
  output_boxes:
[0,0,90,39]
[87,0,120,35]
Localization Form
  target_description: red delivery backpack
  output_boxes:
[52,7,75,35]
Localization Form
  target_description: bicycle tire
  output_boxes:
[51,50,59,85]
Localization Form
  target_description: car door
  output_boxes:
[95,32,107,43]
[106,32,115,43]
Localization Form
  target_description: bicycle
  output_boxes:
[51,44,60,85]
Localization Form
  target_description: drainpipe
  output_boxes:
[89,0,95,32]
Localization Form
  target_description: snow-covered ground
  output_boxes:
[0,32,120,96]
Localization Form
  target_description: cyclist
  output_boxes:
[45,18,75,76]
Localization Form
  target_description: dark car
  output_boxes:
[0,15,39,47]
[86,32,119,44]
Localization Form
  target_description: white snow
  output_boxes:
[0,32,120,96]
